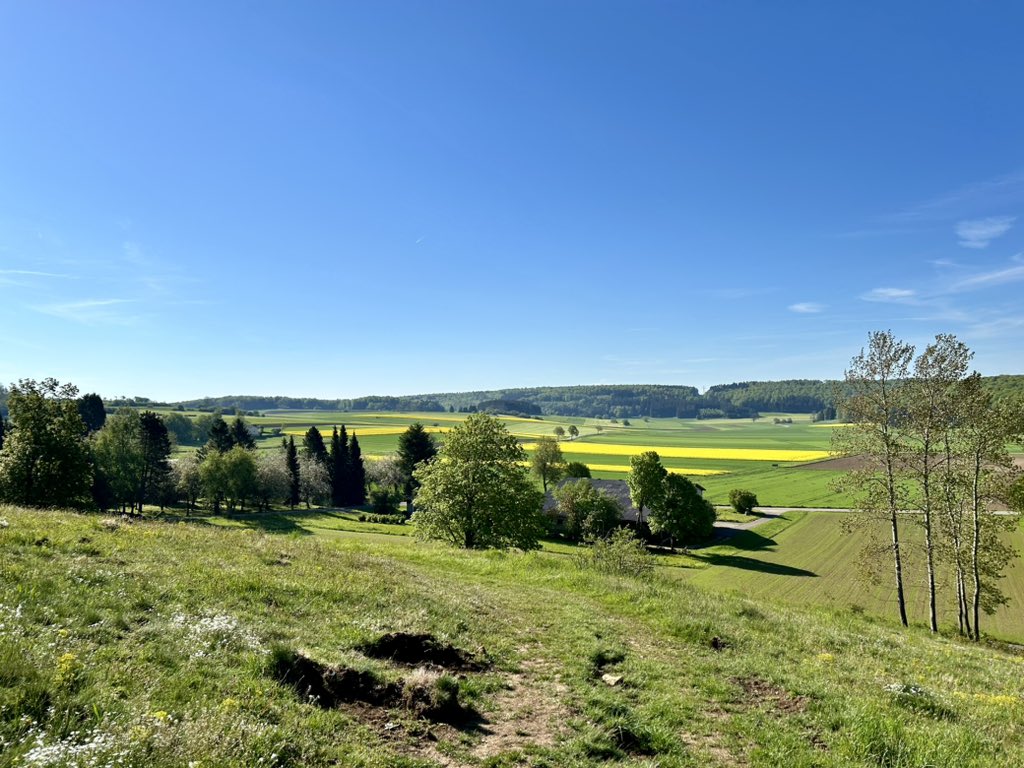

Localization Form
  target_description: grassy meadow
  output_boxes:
[162,409,859,508]
[3,504,1024,767]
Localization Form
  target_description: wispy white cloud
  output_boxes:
[886,170,1024,222]
[0,269,73,278]
[949,260,1024,292]
[33,298,139,325]
[788,302,825,314]
[955,216,1015,249]
[964,315,1024,339]
[861,287,917,303]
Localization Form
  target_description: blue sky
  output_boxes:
[2,2,1023,401]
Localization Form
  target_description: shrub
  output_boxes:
[576,528,654,579]
[369,487,400,516]
[728,489,759,515]
[564,462,592,479]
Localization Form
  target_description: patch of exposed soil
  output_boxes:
[734,676,808,715]
[470,658,569,761]
[272,650,473,725]
[358,632,488,671]
[796,455,868,471]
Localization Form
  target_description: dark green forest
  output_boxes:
[6,377,1023,421]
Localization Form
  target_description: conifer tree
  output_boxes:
[329,425,349,507]
[138,411,172,511]
[302,426,329,465]
[349,433,366,505]
[284,436,300,509]
[230,416,256,450]
[207,414,234,453]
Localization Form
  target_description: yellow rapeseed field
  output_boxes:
[283,426,453,437]
[583,463,728,476]
[522,441,831,463]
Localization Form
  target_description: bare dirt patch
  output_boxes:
[358,632,488,671]
[796,455,868,471]
[733,676,808,715]
[471,658,569,761]
[271,649,473,725]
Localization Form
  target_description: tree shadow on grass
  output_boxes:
[690,552,817,577]
[229,513,314,536]
[689,529,817,577]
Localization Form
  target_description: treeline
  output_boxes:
[0,379,374,516]
[36,376,1024,423]
[173,395,447,413]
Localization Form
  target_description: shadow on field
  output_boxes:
[691,552,816,577]
[230,514,314,536]
[691,529,817,577]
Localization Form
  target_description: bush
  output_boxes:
[564,461,592,479]
[369,487,400,516]
[728,489,759,515]
[361,513,405,525]
[576,528,654,579]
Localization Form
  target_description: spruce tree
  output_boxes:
[397,422,437,511]
[349,433,366,505]
[230,416,256,450]
[329,425,349,507]
[302,426,329,465]
[284,436,300,509]
[207,415,235,453]
[138,411,172,511]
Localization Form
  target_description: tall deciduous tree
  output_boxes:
[905,334,972,632]
[173,454,202,515]
[0,378,93,509]
[93,409,145,513]
[627,451,667,528]
[567,425,579,440]
[833,330,915,627]
[954,375,1023,640]
[530,435,564,492]
[412,413,544,549]
[299,453,330,508]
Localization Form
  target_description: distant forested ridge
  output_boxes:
[160,375,1024,419]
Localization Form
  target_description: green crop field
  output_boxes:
[3,504,1024,767]
[677,512,1024,643]
[160,409,862,508]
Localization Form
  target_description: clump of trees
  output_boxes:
[0,379,93,508]
[835,331,1024,640]
[728,489,759,516]
[412,413,544,549]
[627,451,715,548]
[552,479,622,541]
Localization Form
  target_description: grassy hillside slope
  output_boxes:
[681,512,1024,643]
[3,506,1023,767]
